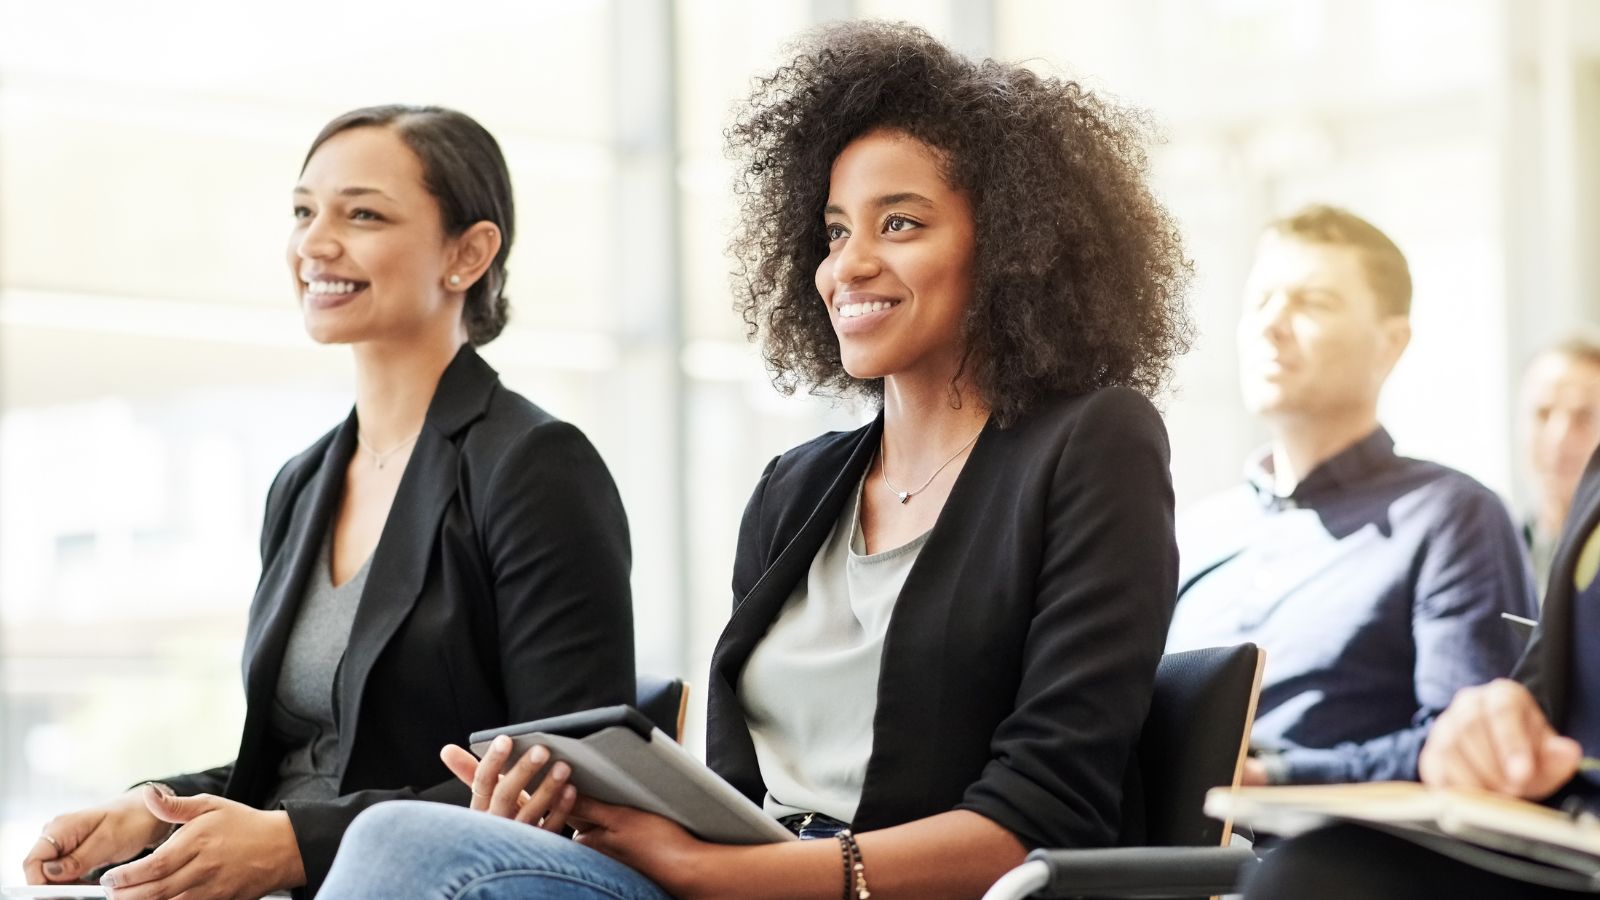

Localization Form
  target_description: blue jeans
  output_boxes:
[318,802,672,900]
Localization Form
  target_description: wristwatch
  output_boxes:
[1254,750,1290,786]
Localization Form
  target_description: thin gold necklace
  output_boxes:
[880,428,982,504]
[357,429,421,470]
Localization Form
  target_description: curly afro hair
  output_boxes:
[727,21,1193,425]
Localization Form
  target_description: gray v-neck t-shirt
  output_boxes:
[264,527,372,807]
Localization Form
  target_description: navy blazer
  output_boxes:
[1519,448,1600,728]
[161,345,635,896]
[706,386,1177,850]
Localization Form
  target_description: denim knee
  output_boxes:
[342,799,429,849]
[321,801,669,900]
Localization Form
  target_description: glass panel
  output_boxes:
[674,0,812,158]
[0,0,615,143]
[0,0,622,866]
[501,147,619,331]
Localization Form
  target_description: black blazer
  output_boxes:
[706,387,1177,851]
[1518,448,1600,729]
[161,345,635,896]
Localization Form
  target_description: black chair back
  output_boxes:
[635,674,689,742]
[997,646,1265,899]
[1136,643,1263,848]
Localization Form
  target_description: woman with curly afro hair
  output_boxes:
[319,20,1193,900]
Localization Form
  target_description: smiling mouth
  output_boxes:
[303,279,370,298]
[837,299,901,318]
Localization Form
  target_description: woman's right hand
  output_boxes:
[22,786,168,884]
[1419,678,1582,799]
[440,737,577,832]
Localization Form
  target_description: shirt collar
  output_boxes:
[1246,426,1397,509]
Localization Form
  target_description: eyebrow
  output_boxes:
[292,186,397,201]
[824,192,936,216]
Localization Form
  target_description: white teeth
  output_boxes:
[307,280,359,295]
[838,300,898,318]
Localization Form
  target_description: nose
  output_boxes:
[1250,291,1293,342]
[294,212,341,262]
[829,232,880,287]
[1548,410,1579,448]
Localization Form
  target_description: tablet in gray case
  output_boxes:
[470,705,795,845]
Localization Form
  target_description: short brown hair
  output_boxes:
[1536,333,1600,371]
[1266,204,1412,317]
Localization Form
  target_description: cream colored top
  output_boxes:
[739,476,930,823]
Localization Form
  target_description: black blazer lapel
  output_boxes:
[854,417,997,826]
[1523,452,1600,720]
[706,417,880,798]
[712,417,881,683]
[333,426,459,773]
[334,345,498,776]
[243,415,354,704]
[233,415,356,801]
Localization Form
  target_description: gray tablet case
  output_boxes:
[470,705,795,845]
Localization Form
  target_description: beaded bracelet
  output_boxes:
[835,829,870,900]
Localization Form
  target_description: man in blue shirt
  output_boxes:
[1167,204,1537,786]
[1239,419,1600,898]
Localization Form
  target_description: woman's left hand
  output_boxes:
[441,739,576,832]
[442,742,727,897]
[99,790,303,900]
[569,796,729,899]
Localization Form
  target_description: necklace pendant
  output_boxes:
[897,491,910,504]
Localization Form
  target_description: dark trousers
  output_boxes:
[1242,824,1600,900]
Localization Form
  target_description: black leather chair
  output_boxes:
[635,674,690,743]
[984,643,1266,900]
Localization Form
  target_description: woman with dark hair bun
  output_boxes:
[320,21,1191,900]
[20,105,636,899]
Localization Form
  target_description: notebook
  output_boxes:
[1207,782,1600,887]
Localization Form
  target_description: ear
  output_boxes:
[1375,315,1411,377]
[444,221,503,293]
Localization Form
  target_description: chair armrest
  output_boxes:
[982,859,1051,900]
[983,846,1259,899]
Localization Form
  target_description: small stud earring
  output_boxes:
[449,274,462,286]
